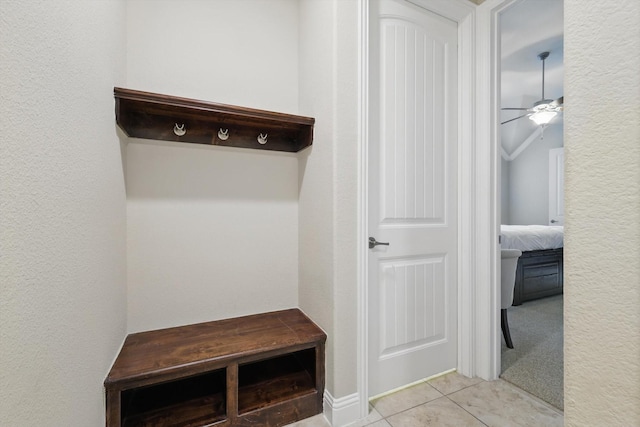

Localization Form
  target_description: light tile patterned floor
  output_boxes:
[287,372,563,427]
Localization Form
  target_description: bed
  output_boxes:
[501,225,564,305]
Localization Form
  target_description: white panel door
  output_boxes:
[549,148,564,225]
[368,0,458,396]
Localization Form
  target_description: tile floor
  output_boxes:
[288,372,563,427]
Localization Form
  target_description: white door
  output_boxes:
[368,0,458,397]
[549,148,564,225]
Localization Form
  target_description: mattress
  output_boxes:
[500,225,564,252]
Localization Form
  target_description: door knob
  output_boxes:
[550,219,558,223]
[369,237,390,249]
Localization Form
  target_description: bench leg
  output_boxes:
[501,308,514,349]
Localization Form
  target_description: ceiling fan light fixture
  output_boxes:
[532,99,554,111]
[500,51,564,127]
[529,110,557,125]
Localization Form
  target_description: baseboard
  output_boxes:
[323,389,362,427]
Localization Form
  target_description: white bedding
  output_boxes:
[500,225,564,252]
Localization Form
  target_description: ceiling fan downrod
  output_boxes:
[539,51,549,100]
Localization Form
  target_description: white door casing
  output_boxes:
[367,0,458,397]
[549,147,564,225]
[354,0,503,421]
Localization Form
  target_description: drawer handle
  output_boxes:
[173,123,186,136]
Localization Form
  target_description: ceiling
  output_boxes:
[500,0,564,157]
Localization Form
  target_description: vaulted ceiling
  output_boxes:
[500,0,564,158]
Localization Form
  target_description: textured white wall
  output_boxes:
[507,123,563,225]
[298,0,360,401]
[564,0,640,425]
[0,0,127,425]
[125,0,300,332]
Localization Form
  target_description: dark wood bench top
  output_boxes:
[105,308,326,387]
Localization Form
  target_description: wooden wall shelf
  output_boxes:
[114,87,315,153]
[104,309,326,427]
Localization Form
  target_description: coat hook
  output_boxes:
[218,128,229,141]
[257,133,268,145]
[173,123,186,136]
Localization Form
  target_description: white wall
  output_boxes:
[126,0,298,112]
[0,0,127,425]
[507,123,563,224]
[564,0,640,425]
[125,0,300,332]
[297,0,337,394]
[298,0,360,405]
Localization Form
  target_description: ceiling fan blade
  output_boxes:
[501,113,530,125]
[501,107,530,111]
[551,96,564,107]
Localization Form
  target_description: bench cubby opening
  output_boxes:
[120,369,226,427]
[238,348,317,414]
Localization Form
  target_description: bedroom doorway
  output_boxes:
[497,0,565,412]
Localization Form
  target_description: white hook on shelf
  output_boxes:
[257,133,268,145]
[218,128,229,141]
[173,123,186,136]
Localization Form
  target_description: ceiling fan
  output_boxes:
[501,51,564,126]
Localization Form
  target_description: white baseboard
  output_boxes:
[323,389,362,427]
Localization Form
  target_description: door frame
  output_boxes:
[366,0,461,397]
[472,0,519,382]
[549,147,564,225]
[356,0,490,419]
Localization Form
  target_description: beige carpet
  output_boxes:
[500,294,564,410]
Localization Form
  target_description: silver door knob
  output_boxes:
[369,237,390,249]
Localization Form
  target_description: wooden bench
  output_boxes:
[104,309,326,426]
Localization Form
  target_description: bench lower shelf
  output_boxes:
[123,394,226,427]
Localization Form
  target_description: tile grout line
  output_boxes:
[443,394,489,427]
[437,380,490,427]
[497,378,565,416]
[362,376,563,427]
[379,394,446,421]
[372,381,446,425]
[375,381,490,427]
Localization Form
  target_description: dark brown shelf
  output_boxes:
[114,87,315,153]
